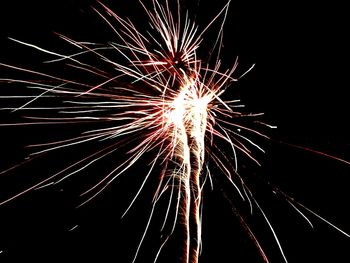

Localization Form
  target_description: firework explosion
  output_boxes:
[0,1,349,262]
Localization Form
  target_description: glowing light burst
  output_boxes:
[0,1,349,263]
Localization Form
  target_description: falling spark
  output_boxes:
[0,1,349,263]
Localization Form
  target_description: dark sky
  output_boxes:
[0,1,349,262]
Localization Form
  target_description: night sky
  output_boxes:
[0,1,349,262]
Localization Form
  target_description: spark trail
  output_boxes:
[1,1,248,262]
[0,1,349,263]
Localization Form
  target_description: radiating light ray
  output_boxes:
[246,186,289,263]
[275,188,350,238]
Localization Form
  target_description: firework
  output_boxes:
[0,1,349,263]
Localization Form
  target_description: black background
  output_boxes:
[0,0,349,262]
